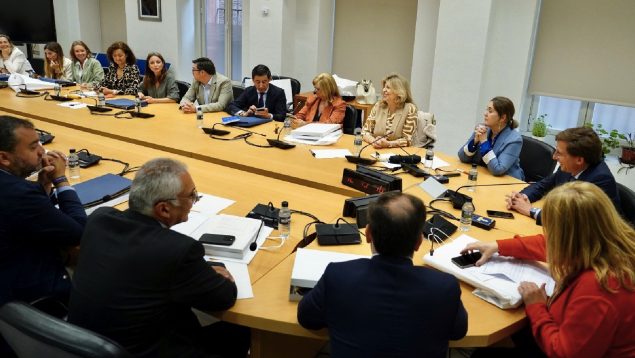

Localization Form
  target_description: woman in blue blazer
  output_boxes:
[458,96,525,180]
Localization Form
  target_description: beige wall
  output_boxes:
[332,0,417,91]
[100,0,127,52]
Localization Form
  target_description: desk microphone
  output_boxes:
[87,98,113,113]
[345,130,393,165]
[225,123,267,137]
[18,84,40,96]
[267,121,296,149]
[447,182,528,209]
[249,219,266,251]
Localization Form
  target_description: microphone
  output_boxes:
[19,84,40,96]
[87,98,112,113]
[388,154,421,164]
[204,123,231,136]
[249,219,266,251]
[345,131,393,165]
[446,182,528,209]
[224,123,267,137]
[268,119,296,149]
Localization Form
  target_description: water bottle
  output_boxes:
[54,84,61,97]
[353,127,363,155]
[278,201,291,239]
[424,145,434,168]
[459,198,474,232]
[135,97,141,113]
[68,148,80,179]
[97,91,106,107]
[196,106,204,128]
[467,163,478,192]
[282,115,292,139]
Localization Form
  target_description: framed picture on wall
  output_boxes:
[138,0,161,22]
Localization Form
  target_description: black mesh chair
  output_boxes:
[0,301,132,358]
[175,80,190,102]
[342,105,358,135]
[519,135,557,182]
[617,183,635,226]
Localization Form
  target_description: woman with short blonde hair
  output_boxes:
[293,72,346,127]
[463,181,635,357]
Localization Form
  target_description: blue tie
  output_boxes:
[257,93,264,108]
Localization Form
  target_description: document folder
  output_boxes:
[105,99,148,110]
[73,174,132,208]
[232,116,272,127]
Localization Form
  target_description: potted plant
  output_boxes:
[584,123,626,156]
[621,133,635,165]
[531,114,549,140]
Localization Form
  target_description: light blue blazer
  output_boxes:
[458,126,525,180]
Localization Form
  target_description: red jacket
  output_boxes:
[498,235,635,358]
[296,94,346,125]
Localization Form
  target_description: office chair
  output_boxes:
[0,301,132,358]
[519,135,557,182]
[617,183,635,226]
[342,105,358,135]
[411,111,437,148]
[232,84,245,99]
[175,80,190,102]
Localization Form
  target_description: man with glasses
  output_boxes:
[69,158,249,357]
[179,57,233,113]
[227,64,287,121]
[506,126,620,224]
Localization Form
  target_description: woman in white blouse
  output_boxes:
[0,34,33,75]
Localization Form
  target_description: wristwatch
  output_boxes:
[529,207,539,220]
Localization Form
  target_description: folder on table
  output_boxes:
[73,173,132,208]
[105,99,148,110]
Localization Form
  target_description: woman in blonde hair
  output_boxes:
[362,73,417,148]
[292,72,346,127]
[463,181,635,358]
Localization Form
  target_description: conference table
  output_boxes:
[0,87,541,357]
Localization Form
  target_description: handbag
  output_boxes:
[356,79,377,104]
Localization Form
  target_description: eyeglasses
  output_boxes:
[158,188,201,205]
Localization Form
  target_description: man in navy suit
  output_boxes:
[297,192,468,358]
[227,64,287,121]
[0,115,86,306]
[506,127,620,224]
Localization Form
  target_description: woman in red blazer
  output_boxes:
[464,181,635,358]
[292,72,345,127]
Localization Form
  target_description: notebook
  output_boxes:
[73,174,132,208]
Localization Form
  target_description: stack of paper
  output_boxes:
[290,123,341,141]
[191,214,263,259]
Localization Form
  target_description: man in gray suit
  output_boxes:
[180,57,233,113]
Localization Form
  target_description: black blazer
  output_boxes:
[68,208,237,357]
[0,172,86,306]
[297,255,468,358]
[227,84,288,121]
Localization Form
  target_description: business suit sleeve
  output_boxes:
[449,280,468,340]
[297,264,330,330]
[87,59,105,84]
[227,87,251,115]
[269,87,288,122]
[201,77,233,112]
[171,242,237,311]
[180,81,198,105]
[483,135,523,176]
[458,133,478,164]
[521,172,558,202]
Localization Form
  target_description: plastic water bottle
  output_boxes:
[135,97,141,113]
[424,145,434,168]
[196,106,204,128]
[68,148,80,180]
[98,91,106,107]
[353,127,363,155]
[278,201,291,239]
[468,163,478,192]
[282,115,292,139]
[460,198,474,232]
[54,84,61,96]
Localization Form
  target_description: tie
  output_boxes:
[257,93,264,108]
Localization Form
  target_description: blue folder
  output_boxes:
[233,116,273,127]
[105,99,148,110]
[73,174,132,208]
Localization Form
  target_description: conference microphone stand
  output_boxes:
[345,130,394,165]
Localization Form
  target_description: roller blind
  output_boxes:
[528,0,635,107]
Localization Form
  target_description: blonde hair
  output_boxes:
[380,73,413,108]
[312,73,340,102]
[542,181,635,297]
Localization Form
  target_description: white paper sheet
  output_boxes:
[171,211,209,237]
[283,130,343,145]
[58,101,87,109]
[432,156,450,169]
[191,193,235,215]
[203,260,253,299]
[203,225,274,265]
[310,149,351,158]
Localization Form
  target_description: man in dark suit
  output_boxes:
[68,158,249,357]
[506,127,620,224]
[0,115,86,307]
[226,64,287,121]
[297,192,468,358]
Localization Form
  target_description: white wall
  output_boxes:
[410,0,440,110]
[100,0,127,52]
[53,0,101,52]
